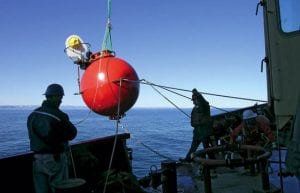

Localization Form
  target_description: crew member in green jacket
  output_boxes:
[181,88,215,162]
[27,83,77,193]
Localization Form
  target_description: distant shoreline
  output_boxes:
[0,105,237,116]
[0,105,191,109]
[0,105,85,109]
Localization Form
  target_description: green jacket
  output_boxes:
[191,95,213,139]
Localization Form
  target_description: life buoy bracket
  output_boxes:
[191,144,272,167]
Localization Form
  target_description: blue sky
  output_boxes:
[0,0,267,110]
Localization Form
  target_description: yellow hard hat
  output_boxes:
[68,36,81,49]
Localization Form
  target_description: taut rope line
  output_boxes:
[103,78,123,193]
[118,123,173,160]
[139,79,267,103]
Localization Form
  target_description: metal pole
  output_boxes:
[203,166,212,193]
[260,159,271,191]
[161,160,177,193]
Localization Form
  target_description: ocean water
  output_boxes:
[0,106,195,178]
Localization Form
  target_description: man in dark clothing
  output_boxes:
[27,83,77,193]
[181,88,215,162]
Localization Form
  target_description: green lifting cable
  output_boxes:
[102,0,113,51]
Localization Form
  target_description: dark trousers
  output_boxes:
[185,136,215,161]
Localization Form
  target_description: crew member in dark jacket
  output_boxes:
[27,83,77,193]
[181,88,215,162]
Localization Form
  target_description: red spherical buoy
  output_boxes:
[80,51,139,118]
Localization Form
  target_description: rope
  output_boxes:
[121,78,265,118]
[144,80,191,119]
[103,79,122,193]
[140,79,267,103]
[74,66,82,95]
[125,79,265,115]
[141,79,230,113]
[70,76,271,190]
[72,51,104,126]
[102,0,113,51]
[73,110,93,126]
[118,123,173,160]
[68,146,77,177]
[74,77,267,125]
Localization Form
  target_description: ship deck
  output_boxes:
[176,163,280,193]
[144,150,299,193]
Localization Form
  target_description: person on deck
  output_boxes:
[27,83,77,193]
[230,109,276,148]
[181,88,215,162]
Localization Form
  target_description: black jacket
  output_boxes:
[27,100,77,154]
